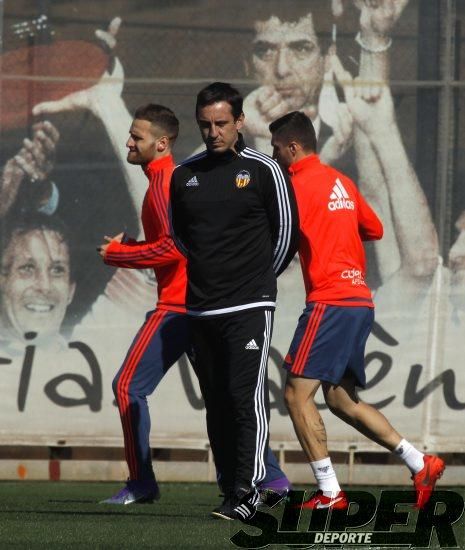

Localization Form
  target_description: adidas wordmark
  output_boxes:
[328,178,354,211]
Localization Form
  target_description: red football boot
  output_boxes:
[412,454,445,509]
[300,490,349,510]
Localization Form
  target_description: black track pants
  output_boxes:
[191,308,274,493]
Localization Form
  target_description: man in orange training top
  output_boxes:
[269,110,445,511]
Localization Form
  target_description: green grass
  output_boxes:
[0,482,463,549]
[0,482,234,549]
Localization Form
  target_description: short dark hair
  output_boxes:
[0,213,75,281]
[133,103,179,141]
[250,2,325,30]
[269,111,317,152]
[195,82,243,119]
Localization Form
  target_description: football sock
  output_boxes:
[394,438,425,474]
[310,457,341,495]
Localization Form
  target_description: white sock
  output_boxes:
[310,457,341,495]
[394,438,425,474]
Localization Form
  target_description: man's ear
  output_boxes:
[289,141,303,158]
[157,136,170,152]
[235,112,245,131]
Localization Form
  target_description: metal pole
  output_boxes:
[424,0,456,450]
[435,0,455,257]
[416,0,440,214]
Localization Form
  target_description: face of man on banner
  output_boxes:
[0,227,76,340]
[251,13,324,111]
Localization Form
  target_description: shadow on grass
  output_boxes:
[1,509,205,519]
[47,499,213,508]
[48,499,96,503]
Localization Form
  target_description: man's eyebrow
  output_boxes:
[253,39,314,50]
[253,40,277,48]
[287,39,315,48]
[198,118,230,124]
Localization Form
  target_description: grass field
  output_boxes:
[0,482,463,549]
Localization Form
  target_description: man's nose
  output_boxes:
[126,137,135,148]
[208,125,219,138]
[275,48,291,79]
[33,269,51,292]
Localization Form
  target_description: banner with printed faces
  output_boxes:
[0,1,464,452]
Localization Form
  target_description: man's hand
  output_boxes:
[332,1,408,32]
[95,16,121,50]
[32,17,123,117]
[243,86,291,138]
[97,232,124,259]
[331,1,408,49]
[356,0,409,36]
[330,53,395,138]
[0,121,60,217]
[13,121,60,182]
[319,103,354,164]
[243,85,318,148]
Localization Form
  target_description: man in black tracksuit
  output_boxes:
[170,82,299,520]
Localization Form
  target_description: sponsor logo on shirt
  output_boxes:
[235,170,251,188]
[328,178,354,211]
[341,268,366,286]
[186,176,199,187]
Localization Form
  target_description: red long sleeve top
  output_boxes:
[104,155,187,313]
[289,154,383,307]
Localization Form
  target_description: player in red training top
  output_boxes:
[97,104,187,504]
[97,104,289,507]
[269,111,445,511]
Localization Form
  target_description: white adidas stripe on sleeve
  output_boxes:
[240,148,292,274]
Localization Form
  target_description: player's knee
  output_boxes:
[111,373,125,399]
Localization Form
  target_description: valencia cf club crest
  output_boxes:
[235,170,251,188]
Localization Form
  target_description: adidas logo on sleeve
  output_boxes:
[186,176,199,187]
[245,339,259,350]
[328,178,354,211]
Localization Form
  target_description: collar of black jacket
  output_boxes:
[206,132,246,161]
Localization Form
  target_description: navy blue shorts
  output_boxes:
[282,303,374,387]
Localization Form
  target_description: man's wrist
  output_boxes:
[356,31,392,53]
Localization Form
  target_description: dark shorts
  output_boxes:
[282,303,374,387]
